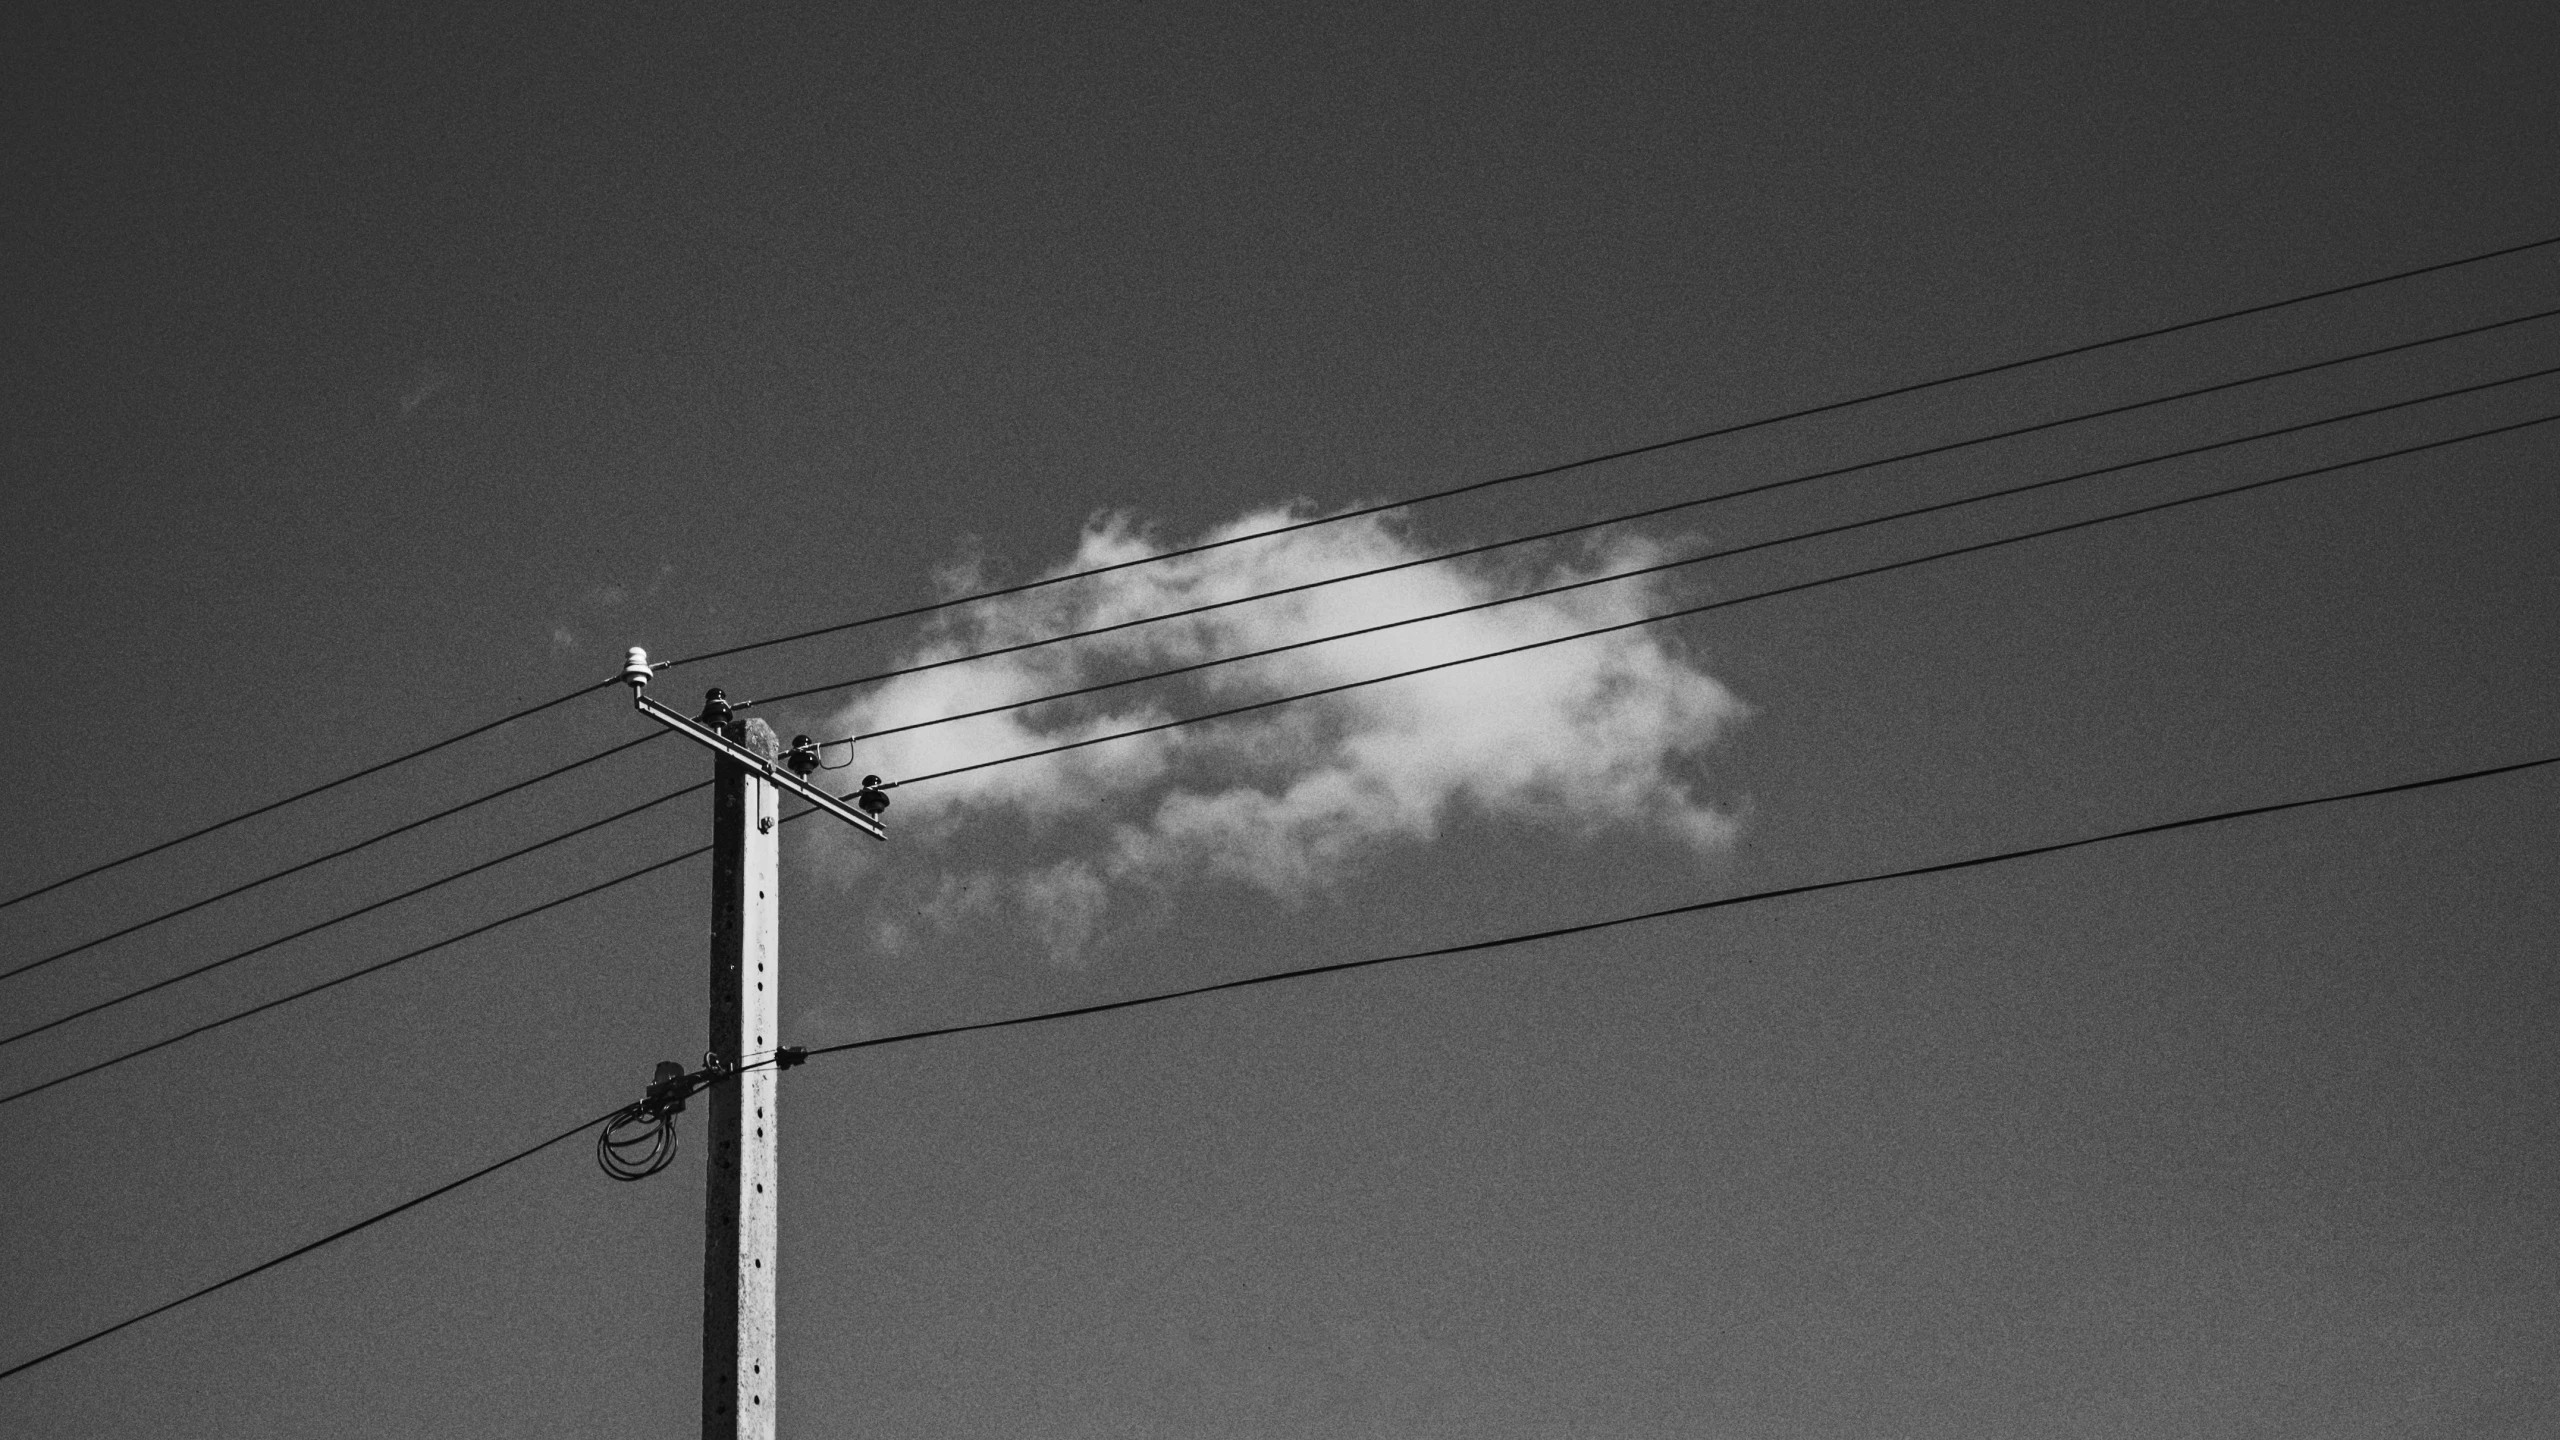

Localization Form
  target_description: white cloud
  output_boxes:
[827,504,1745,962]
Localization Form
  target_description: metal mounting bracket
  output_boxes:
[623,648,888,841]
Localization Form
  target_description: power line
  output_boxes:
[813,753,2560,1059]
[750,301,2560,711]
[10,232,2549,914]
[10,746,2550,1385]
[832,362,2560,748]
[0,781,711,1051]
[0,1103,625,1384]
[0,843,711,1110]
[15,303,2552,994]
[663,231,2560,676]
[878,409,2560,792]
[12,408,2547,1106]
[0,803,855,1110]
[0,734,669,986]
[0,681,617,913]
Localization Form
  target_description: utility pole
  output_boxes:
[704,711,780,1440]
[617,649,889,1440]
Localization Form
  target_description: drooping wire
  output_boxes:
[596,1074,687,1182]
[9,747,2554,1385]
[874,408,2560,792]
[598,1060,707,1182]
[9,231,2551,915]
[595,1106,678,1181]
[760,302,2560,714]
[827,360,2560,750]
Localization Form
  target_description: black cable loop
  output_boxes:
[596,1103,679,1182]
[591,1048,808,1181]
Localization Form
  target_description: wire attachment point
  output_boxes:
[785,736,822,778]
[598,1058,716,1181]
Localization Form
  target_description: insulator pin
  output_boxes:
[786,735,822,777]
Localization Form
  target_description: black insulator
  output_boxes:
[698,688,733,726]
[856,786,890,818]
[786,735,822,777]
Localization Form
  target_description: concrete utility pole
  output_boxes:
[618,649,890,1440]
[704,715,782,1440]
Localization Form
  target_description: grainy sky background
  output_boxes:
[4,3,2558,1436]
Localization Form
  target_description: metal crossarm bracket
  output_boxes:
[621,648,888,841]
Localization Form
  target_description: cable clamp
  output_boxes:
[642,1059,694,1117]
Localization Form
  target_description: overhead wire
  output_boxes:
[13,302,2551,1007]
[0,733,670,986]
[595,1046,811,1182]
[826,360,2560,749]
[814,752,2560,1059]
[0,841,713,1109]
[0,780,712,1050]
[12,401,2546,1109]
[8,232,2551,916]
[751,302,2560,712]
[0,1102,625,1383]
[660,231,2560,674]
[876,408,2560,792]
[0,681,619,913]
[0,808,849,1109]
[9,746,2553,1384]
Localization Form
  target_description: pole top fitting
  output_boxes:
[786,735,822,778]
[621,647,653,692]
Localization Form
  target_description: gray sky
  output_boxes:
[4,3,2557,1436]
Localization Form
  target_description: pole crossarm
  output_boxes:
[624,651,888,840]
